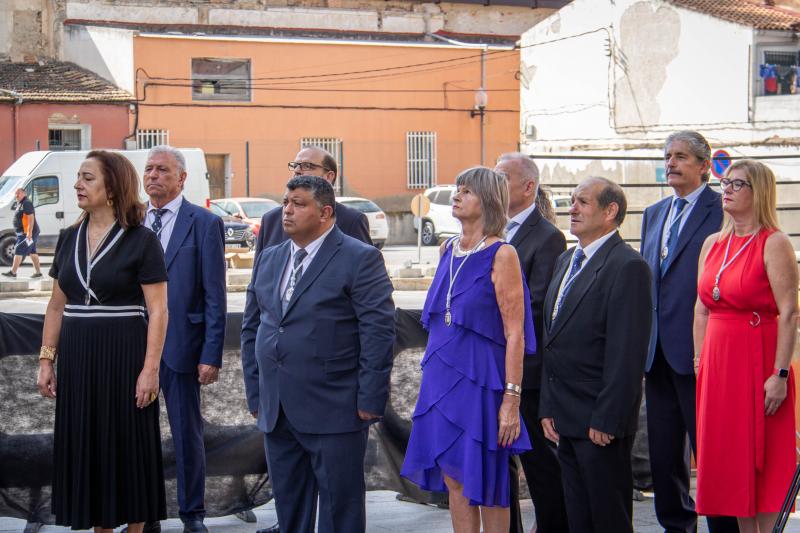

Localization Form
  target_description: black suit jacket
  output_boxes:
[254,201,372,254]
[539,232,652,439]
[509,208,566,389]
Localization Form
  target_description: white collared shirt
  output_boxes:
[659,183,706,253]
[552,229,618,318]
[506,201,537,242]
[279,225,335,298]
[146,194,183,251]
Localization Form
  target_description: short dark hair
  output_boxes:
[286,175,336,215]
[591,176,627,227]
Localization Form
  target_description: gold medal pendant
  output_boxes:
[445,310,452,326]
[661,246,669,260]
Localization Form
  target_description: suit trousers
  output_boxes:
[509,388,569,533]
[160,364,206,522]
[558,434,634,533]
[646,345,740,533]
[265,407,368,533]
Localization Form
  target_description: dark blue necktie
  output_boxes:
[282,248,308,314]
[553,248,585,320]
[150,208,167,237]
[661,198,688,272]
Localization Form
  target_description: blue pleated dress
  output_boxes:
[400,240,536,507]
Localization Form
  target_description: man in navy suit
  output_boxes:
[640,131,736,533]
[254,146,371,254]
[141,145,227,533]
[241,176,395,533]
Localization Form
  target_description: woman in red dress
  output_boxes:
[693,159,798,532]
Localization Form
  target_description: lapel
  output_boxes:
[547,232,622,342]
[282,226,342,318]
[543,250,570,334]
[164,198,194,269]
[509,207,542,248]
[267,240,292,312]
[661,185,716,277]
[648,199,671,270]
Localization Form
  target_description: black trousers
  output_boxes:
[558,434,635,533]
[646,345,739,533]
[509,388,569,533]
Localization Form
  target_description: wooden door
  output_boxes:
[205,154,226,199]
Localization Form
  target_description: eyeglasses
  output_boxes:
[718,178,752,192]
[288,161,329,172]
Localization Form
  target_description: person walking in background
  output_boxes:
[694,160,798,533]
[495,153,568,533]
[254,146,370,254]
[134,145,227,533]
[36,150,168,532]
[3,187,43,278]
[539,177,652,533]
[401,167,536,533]
[640,131,738,533]
[241,176,395,533]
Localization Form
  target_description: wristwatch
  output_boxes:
[774,368,789,378]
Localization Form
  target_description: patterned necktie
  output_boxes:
[150,208,168,237]
[505,220,519,239]
[553,248,586,321]
[660,198,688,272]
[282,248,308,313]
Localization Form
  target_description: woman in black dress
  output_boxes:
[37,150,169,532]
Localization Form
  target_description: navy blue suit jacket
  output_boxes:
[640,185,722,375]
[241,226,395,434]
[161,198,227,373]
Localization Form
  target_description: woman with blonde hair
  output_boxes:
[693,159,798,532]
[401,166,536,533]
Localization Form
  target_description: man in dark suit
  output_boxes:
[254,146,371,253]
[241,176,395,533]
[641,131,737,533]
[539,177,652,533]
[495,153,568,533]
[141,145,227,533]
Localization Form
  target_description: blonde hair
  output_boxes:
[455,166,509,238]
[719,159,779,238]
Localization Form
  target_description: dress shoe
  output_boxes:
[121,522,161,533]
[183,519,208,533]
[256,523,281,533]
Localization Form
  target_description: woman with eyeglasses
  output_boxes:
[693,159,798,532]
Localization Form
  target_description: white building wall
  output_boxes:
[61,25,135,93]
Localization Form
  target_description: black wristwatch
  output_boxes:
[774,368,789,379]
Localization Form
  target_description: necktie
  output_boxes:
[660,198,688,272]
[282,248,308,314]
[505,220,519,238]
[553,248,586,321]
[150,208,168,237]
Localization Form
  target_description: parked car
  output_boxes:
[211,197,280,237]
[414,185,572,246]
[208,202,255,249]
[338,196,389,249]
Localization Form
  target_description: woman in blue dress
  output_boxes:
[401,167,536,533]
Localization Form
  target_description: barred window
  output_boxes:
[407,131,437,189]
[192,58,251,101]
[136,129,169,149]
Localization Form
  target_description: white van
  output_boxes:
[0,149,210,265]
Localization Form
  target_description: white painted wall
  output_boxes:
[61,25,135,93]
[65,2,199,25]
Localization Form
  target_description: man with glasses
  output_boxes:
[254,146,371,254]
[640,131,737,533]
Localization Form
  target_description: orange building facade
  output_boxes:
[133,33,520,210]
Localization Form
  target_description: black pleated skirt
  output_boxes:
[52,315,166,530]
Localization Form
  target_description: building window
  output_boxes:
[48,128,82,151]
[299,138,343,194]
[192,58,251,101]
[760,50,799,96]
[407,131,437,189]
[137,129,169,149]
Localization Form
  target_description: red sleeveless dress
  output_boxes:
[696,228,796,516]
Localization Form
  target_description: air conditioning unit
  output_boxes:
[525,123,537,140]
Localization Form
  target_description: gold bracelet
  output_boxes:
[39,345,56,361]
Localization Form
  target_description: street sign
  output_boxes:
[410,194,431,217]
[655,167,666,183]
[711,149,732,179]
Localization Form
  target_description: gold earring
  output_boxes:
[106,199,113,207]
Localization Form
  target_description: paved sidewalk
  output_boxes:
[2,491,800,532]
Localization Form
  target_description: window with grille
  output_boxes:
[760,50,799,96]
[136,129,169,149]
[48,128,82,151]
[764,51,799,67]
[299,138,343,194]
[407,132,437,189]
[192,58,251,101]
